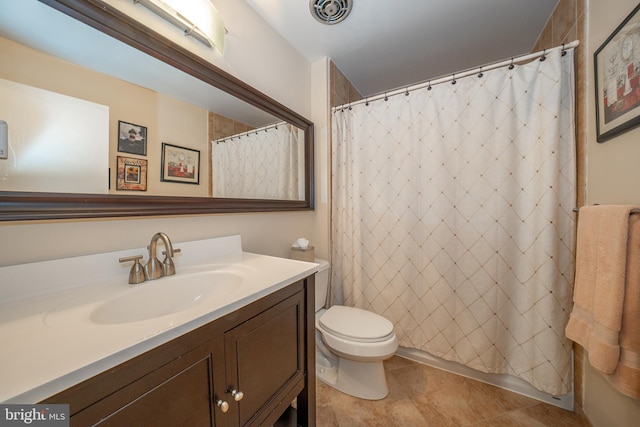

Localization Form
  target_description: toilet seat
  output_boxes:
[318,305,394,343]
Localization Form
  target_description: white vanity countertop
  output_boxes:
[0,235,319,403]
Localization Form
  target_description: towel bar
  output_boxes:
[572,207,640,214]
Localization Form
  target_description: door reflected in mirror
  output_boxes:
[0,75,109,194]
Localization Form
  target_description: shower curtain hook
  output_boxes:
[405,87,410,96]
[509,58,515,70]
[365,97,369,106]
[384,92,388,101]
[540,49,546,61]
[561,44,567,56]
[452,73,457,85]
[478,67,483,78]
[427,81,432,91]
[349,102,352,110]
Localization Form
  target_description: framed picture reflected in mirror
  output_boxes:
[116,156,147,191]
[161,143,200,185]
[117,121,147,155]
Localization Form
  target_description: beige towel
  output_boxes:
[565,205,640,398]
[607,213,640,398]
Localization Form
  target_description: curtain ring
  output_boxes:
[452,73,457,85]
[509,58,515,70]
[540,49,546,61]
[478,67,483,78]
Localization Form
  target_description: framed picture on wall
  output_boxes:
[594,3,640,142]
[161,143,200,185]
[117,120,147,155]
[116,156,147,191]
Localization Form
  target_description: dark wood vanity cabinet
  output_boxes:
[43,277,315,427]
[72,338,226,426]
[225,289,305,426]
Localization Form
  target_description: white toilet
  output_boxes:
[314,259,398,400]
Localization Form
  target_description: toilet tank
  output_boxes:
[314,259,330,312]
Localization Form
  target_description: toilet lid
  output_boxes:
[319,305,394,342]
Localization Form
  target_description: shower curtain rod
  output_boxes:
[211,120,287,144]
[333,40,580,111]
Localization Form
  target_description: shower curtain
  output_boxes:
[211,123,302,200]
[331,48,576,395]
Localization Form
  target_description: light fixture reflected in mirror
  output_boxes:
[134,0,225,53]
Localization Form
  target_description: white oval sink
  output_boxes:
[90,271,242,325]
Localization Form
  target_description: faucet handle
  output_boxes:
[161,248,180,276]
[119,255,148,285]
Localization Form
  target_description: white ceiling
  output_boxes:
[244,0,560,97]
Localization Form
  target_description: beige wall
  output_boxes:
[0,37,210,197]
[587,0,640,205]
[310,57,331,261]
[0,0,318,267]
[584,0,640,424]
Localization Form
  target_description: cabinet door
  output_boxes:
[71,338,226,427]
[224,290,305,427]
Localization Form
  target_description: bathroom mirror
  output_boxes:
[0,0,314,220]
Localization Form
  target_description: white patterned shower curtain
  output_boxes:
[331,48,576,395]
[212,123,303,199]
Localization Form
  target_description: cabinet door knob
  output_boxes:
[230,389,244,401]
[216,399,229,413]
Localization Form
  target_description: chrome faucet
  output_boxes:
[145,232,176,280]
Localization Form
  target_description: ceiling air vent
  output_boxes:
[310,0,352,25]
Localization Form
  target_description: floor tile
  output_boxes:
[508,403,587,427]
[315,355,588,427]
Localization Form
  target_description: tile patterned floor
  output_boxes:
[316,356,590,427]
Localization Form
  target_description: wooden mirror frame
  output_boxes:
[0,0,314,221]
